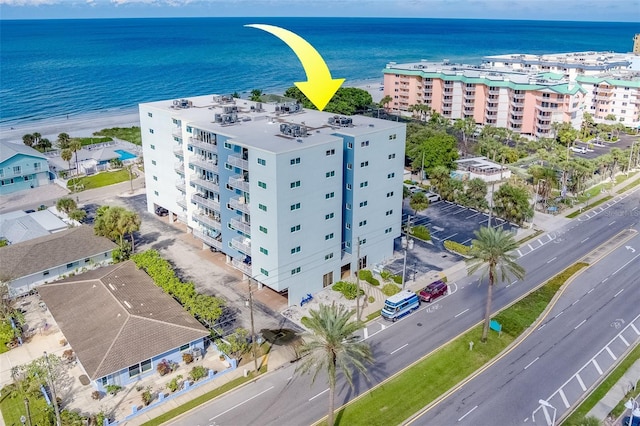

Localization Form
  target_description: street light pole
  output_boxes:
[624,397,640,426]
[23,398,32,426]
[355,237,362,321]
[401,215,412,291]
[43,352,61,426]
[247,278,258,374]
[628,141,637,175]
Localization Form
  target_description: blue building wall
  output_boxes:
[0,153,50,195]
[340,135,355,254]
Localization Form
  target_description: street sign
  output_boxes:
[490,319,502,334]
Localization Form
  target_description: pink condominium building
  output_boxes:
[383,51,640,137]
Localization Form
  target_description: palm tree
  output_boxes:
[297,303,374,426]
[379,95,393,111]
[467,227,525,342]
[61,149,73,177]
[409,191,429,215]
[453,117,476,154]
[250,89,263,102]
[117,209,141,252]
[57,133,71,150]
[22,134,34,147]
[69,139,82,179]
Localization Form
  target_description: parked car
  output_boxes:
[155,206,169,216]
[424,192,441,202]
[419,280,448,302]
[24,209,36,214]
[623,416,640,426]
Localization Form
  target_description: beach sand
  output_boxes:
[0,80,384,144]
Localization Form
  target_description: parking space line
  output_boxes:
[631,324,639,335]
[559,389,570,408]
[461,238,472,245]
[517,249,523,257]
[442,233,458,241]
[620,335,630,347]
[593,359,603,374]
[576,374,587,391]
[528,243,533,251]
[605,347,617,361]
[466,212,481,219]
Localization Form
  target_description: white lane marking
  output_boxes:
[538,323,546,330]
[309,388,330,401]
[555,311,564,319]
[631,324,640,335]
[606,347,617,361]
[547,257,557,264]
[457,405,478,422]
[210,386,275,421]
[455,308,469,318]
[574,319,586,330]
[524,357,539,370]
[390,343,409,355]
[593,359,603,375]
[559,389,570,408]
[517,249,523,257]
[609,221,616,226]
[620,335,630,347]
[614,289,624,298]
[612,253,640,276]
[602,278,609,283]
[588,288,594,294]
[581,237,589,243]
[442,233,458,241]
[572,300,579,306]
[528,243,534,251]
[576,374,587,391]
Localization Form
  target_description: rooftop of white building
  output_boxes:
[141,95,402,154]
[482,51,634,70]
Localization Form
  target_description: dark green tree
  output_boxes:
[409,192,429,214]
[492,183,533,225]
[283,86,373,115]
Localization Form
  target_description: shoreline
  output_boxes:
[0,78,384,144]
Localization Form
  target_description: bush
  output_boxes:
[332,281,364,300]
[91,390,102,400]
[359,270,380,286]
[392,274,403,285]
[189,365,208,382]
[156,359,176,376]
[368,296,375,303]
[444,240,471,256]
[382,283,401,297]
[410,225,431,241]
[182,352,194,364]
[141,387,153,406]
[167,375,183,393]
[380,270,393,282]
[105,384,122,395]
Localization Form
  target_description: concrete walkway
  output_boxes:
[589,358,640,425]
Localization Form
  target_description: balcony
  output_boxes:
[189,137,216,152]
[175,179,186,192]
[193,212,221,230]
[171,128,182,140]
[485,104,499,112]
[488,88,500,95]
[595,94,612,101]
[191,193,220,211]
[176,196,187,209]
[509,118,523,125]
[229,175,250,192]
[174,162,185,175]
[231,237,251,255]
[193,230,222,250]
[535,104,558,112]
[189,156,218,172]
[191,174,220,192]
[231,258,252,276]
[536,122,552,130]
[173,145,184,156]
[229,196,250,214]
[511,93,526,99]
[230,217,251,234]
[464,94,475,101]
[227,154,249,171]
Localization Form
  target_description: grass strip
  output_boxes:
[516,229,544,246]
[68,169,133,191]
[94,126,142,145]
[141,366,267,426]
[562,344,640,425]
[566,196,613,218]
[617,176,640,194]
[366,310,381,322]
[72,136,113,146]
[331,262,587,426]
[0,384,51,426]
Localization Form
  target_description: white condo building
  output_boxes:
[139,95,406,306]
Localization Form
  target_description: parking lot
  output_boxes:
[574,133,638,160]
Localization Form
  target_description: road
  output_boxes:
[166,188,640,426]
[409,232,640,425]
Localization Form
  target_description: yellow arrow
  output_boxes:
[245,24,345,111]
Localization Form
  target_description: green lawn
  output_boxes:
[93,126,141,145]
[0,385,52,426]
[68,169,134,191]
[617,175,640,194]
[72,136,113,146]
[567,196,613,218]
[328,262,587,426]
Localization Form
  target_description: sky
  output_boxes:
[0,0,638,21]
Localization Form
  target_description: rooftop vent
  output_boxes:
[279,123,308,138]
[214,112,238,125]
[328,115,353,127]
[172,99,193,109]
[275,102,302,114]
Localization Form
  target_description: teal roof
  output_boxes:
[575,75,640,88]
[0,141,47,164]
[537,72,565,80]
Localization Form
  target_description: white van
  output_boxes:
[381,290,421,322]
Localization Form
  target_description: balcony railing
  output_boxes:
[231,258,252,275]
[227,154,249,170]
[174,162,185,175]
[173,145,184,156]
[230,217,251,234]
[511,93,526,99]
[191,194,220,211]
[536,122,552,130]
[176,196,187,209]
[193,230,222,250]
[229,175,250,192]
[509,118,523,125]
[229,197,250,214]
[190,174,220,192]
[535,104,558,112]
[188,137,216,151]
[231,237,251,255]
[175,179,186,192]
[193,212,221,230]
[189,156,218,172]
[485,104,499,112]
[172,128,182,139]
[488,88,500,95]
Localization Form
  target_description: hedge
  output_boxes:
[333,281,364,300]
[382,283,401,297]
[359,269,380,286]
[410,225,431,241]
[444,240,471,256]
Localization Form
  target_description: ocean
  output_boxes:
[1,17,637,126]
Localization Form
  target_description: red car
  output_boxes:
[419,280,448,302]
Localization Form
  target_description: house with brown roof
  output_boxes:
[0,225,117,297]
[38,261,210,392]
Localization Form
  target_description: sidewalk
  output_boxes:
[589,358,640,425]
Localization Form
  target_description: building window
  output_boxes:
[325,212,335,220]
[385,227,392,234]
[346,183,352,190]
[326,171,335,178]
[361,140,370,147]
[224,142,232,149]
[359,201,368,207]
[347,163,353,170]
[360,161,369,167]
[154,191,159,196]
[259,204,267,212]
[13,166,21,174]
[387,173,395,179]
[290,157,301,165]
[260,268,269,276]
[257,158,266,166]
[128,364,141,378]
[225,163,232,171]
[66,262,76,269]
[291,224,301,233]
[291,267,301,275]
[85,258,91,263]
[361,238,367,244]
[345,241,351,248]
[291,246,301,254]
[325,253,334,260]
[179,344,190,351]
[359,220,367,227]
[290,180,301,188]
[149,129,154,134]
[389,134,397,140]
[258,181,267,189]
[259,226,268,234]
[150,144,155,150]
[386,191,394,197]
[388,153,396,159]
[346,223,351,229]
[0,169,3,178]
[260,247,269,255]
[326,149,335,156]
[325,192,335,199]
[33,162,41,171]
[325,233,334,240]
[151,160,156,166]
[290,202,301,211]
[360,181,368,188]
[1,179,14,186]
[346,203,351,210]
[347,142,353,149]
[148,112,153,117]
[153,176,158,181]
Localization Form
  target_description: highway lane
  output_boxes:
[168,192,640,426]
[409,233,640,426]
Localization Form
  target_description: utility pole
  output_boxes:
[43,352,61,426]
[487,181,495,229]
[23,398,32,426]
[402,215,412,290]
[247,278,258,374]
[421,151,425,184]
[627,141,637,175]
[355,237,361,321]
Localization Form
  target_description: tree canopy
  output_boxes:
[283,86,373,115]
[406,128,458,174]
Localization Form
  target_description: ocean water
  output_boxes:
[1,17,637,125]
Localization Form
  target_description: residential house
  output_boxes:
[0,141,53,195]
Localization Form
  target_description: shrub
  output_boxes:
[156,359,172,376]
[141,387,153,406]
[359,269,380,286]
[444,240,471,256]
[410,225,431,241]
[392,274,403,285]
[332,281,364,300]
[91,390,102,400]
[189,365,208,382]
[105,384,122,395]
[382,283,401,297]
[368,296,375,303]
[182,352,194,364]
[62,349,74,361]
[167,375,183,393]
[380,270,393,282]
